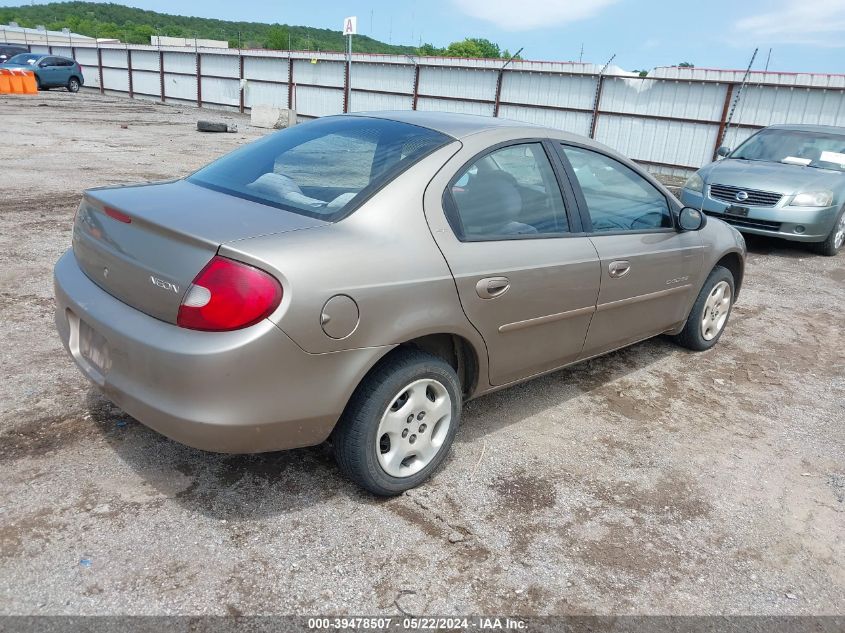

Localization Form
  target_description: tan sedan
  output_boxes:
[54,111,746,495]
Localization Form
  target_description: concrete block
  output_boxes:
[250,105,297,129]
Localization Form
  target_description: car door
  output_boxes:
[53,58,74,85]
[424,139,601,386]
[557,143,704,358]
[37,57,60,86]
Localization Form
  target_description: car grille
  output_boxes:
[704,211,782,232]
[709,184,783,207]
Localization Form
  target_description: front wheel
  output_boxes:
[815,207,845,257]
[674,265,735,351]
[67,77,80,93]
[333,349,461,496]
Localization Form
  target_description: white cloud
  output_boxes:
[735,0,845,47]
[452,0,619,31]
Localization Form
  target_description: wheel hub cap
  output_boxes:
[376,378,452,478]
[701,280,732,341]
[834,214,845,250]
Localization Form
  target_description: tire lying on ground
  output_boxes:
[197,120,237,133]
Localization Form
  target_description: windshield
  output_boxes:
[188,116,452,221]
[730,129,845,172]
[5,53,40,65]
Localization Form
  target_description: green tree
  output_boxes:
[678,61,694,68]
[264,25,289,50]
[417,42,443,56]
[444,37,501,58]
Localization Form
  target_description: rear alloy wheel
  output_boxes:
[67,77,80,93]
[674,265,735,351]
[816,207,845,257]
[333,349,461,496]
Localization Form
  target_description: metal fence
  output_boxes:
[25,41,845,176]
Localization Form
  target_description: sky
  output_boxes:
[2,0,843,74]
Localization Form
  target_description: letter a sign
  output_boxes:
[343,16,357,36]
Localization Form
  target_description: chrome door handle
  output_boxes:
[476,276,510,299]
[608,260,631,278]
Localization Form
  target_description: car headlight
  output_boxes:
[789,191,834,207]
[683,173,704,193]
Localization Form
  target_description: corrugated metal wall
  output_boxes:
[29,42,845,174]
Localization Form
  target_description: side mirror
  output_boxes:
[678,207,706,231]
[716,146,731,158]
[38,61,49,68]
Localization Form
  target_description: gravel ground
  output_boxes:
[1,91,843,616]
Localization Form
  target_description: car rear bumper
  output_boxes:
[680,189,839,242]
[53,250,389,453]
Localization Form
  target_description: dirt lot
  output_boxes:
[1,91,843,616]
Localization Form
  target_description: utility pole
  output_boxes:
[764,48,772,73]
[579,43,584,63]
[342,16,357,113]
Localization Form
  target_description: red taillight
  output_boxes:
[104,207,132,223]
[177,256,282,332]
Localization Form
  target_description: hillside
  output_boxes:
[0,2,418,54]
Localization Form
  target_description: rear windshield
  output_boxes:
[188,116,452,221]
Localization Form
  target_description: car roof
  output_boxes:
[345,110,649,173]
[351,110,547,140]
[765,124,845,136]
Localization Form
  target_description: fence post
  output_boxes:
[97,47,104,94]
[196,52,202,108]
[159,50,165,102]
[589,75,604,139]
[412,64,420,110]
[342,56,350,113]
[288,57,294,110]
[493,68,504,117]
[239,54,245,113]
[713,82,736,160]
[127,49,134,99]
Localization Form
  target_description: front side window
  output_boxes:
[561,145,672,233]
[188,116,451,221]
[447,143,569,240]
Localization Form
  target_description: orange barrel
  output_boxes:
[9,71,24,94]
[0,73,10,94]
[22,71,37,94]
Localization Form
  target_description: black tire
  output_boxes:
[197,120,230,133]
[67,77,80,93]
[814,206,845,257]
[673,265,735,352]
[35,76,42,91]
[333,348,462,496]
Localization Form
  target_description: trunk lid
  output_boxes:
[72,179,326,323]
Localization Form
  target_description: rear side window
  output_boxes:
[188,117,451,221]
[561,145,672,233]
[447,143,569,240]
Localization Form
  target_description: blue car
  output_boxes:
[2,53,84,92]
